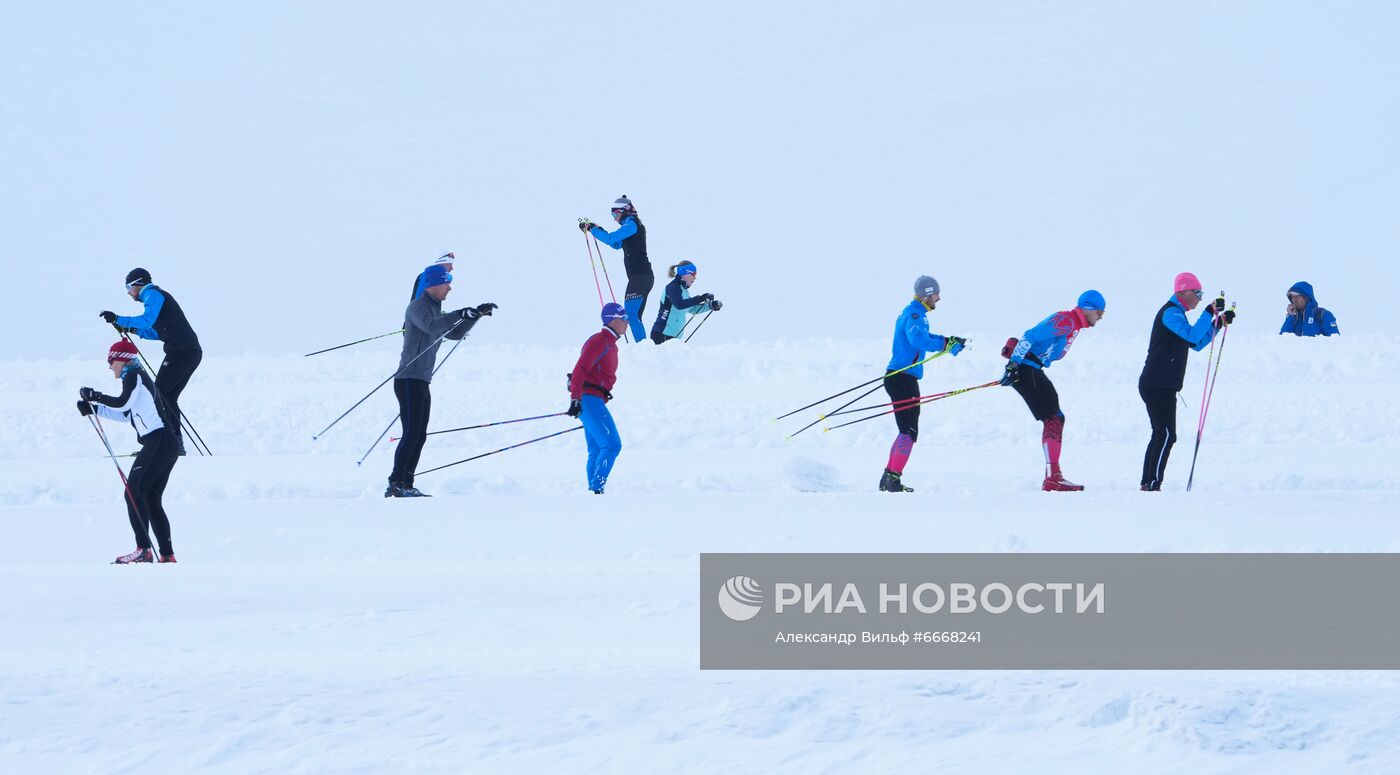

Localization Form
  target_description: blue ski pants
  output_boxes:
[580,394,622,491]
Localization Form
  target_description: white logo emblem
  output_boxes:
[718,576,763,621]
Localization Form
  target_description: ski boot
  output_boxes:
[159,553,178,563]
[1139,482,1161,492]
[879,469,914,492]
[1042,473,1085,492]
[113,548,154,564]
[386,484,430,498]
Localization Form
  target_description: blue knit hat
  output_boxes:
[423,264,452,289]
[1077,289,1106,311]
[601,302,628,324]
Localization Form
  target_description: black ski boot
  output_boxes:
[879,469,914,492]
[385,483,431,498]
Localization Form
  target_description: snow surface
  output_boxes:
[4,334,1400,772]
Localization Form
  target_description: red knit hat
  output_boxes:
[107,339,139,364]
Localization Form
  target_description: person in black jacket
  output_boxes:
[582,195,653,343]
[1137,272,1234,491]
[78,339,180,564]
[100,268,202,453]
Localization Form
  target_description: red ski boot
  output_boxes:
[1042,473,1085,492]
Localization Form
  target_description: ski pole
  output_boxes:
[773,350,949,422]
[580,223,606,307]
[353,334,468,465]
[116,328,212,456]
[1186,305,1233,492]
[415,425,583,477]
[305,329,404,357]
[591,234,619,304]
[683,310,714,343]
[823,381,1000,432]
[390,412,568,442]
[88,412,145,539]
[787,382,888,440]
[821,387,976,418]
[314,316,470,441]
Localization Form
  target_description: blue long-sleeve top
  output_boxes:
[588,217,638,249]
[114,285,166,341]
[1010,308,1089,370]
[887,298,947,378]
[1163,296,1217,351]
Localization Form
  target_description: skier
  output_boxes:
[649,260,721,344]
[1279,281,1339,337]
[99,268,201,453]
[880,276,967,493]
[387,264,497,497]
[567,303,628,493]
[1138,272,1234,491]
[78,339,179,564]
[411,252,456,300]
[998,290,1107,492]
[581,195,652,342]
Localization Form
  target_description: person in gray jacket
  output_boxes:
[387,264,497,497]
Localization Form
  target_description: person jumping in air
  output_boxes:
[880,275,968,493]
[387,264,497,498]
[581,195,652,342]
[78,339,180,564]
[568,304,628,493]
[411,252,455,300]
[999,290,1107,492]
[650,260,721,344]
[1138,272,1234,491]
[100,268,202,454]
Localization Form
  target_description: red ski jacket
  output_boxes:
[569,328,620,401]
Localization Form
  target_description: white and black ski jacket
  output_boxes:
[91,366,166,438]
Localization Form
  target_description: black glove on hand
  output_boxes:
[999,363,1019,387]
[566,399,582,418]
[474,303,498,317]
[76,400,93,417]
[459,307,480,321]
[709,299,723,311]
[1223,309,1236,325]
[99,311,117,324]
[79,387,97,402]
[578,220,593,232]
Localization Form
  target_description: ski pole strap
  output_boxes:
[415,426,583,477]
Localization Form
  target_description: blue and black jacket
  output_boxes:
[589,216,653,279]
[115,285,201,353]
[649,277,712,343]
[887,298,947,379]
[1279,281,1339,337]
[1139,296,1217,391]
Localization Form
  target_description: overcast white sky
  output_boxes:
[3,1,1395,358]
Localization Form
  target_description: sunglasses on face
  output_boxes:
[1189,290,1204,300]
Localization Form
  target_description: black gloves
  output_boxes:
[578,219,594,232]
[474,303,498,317]
[566,399,582,418]
[999,363,1019,387]
[76,400,93,417]
[710,299,723,311]
[459,307,480,321]
[79,387,97,402]
[1204,297,1226,315]
[1215,308,1237,329]
[99,311,117,324]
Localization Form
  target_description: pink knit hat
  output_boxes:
[1174,272,1202,293]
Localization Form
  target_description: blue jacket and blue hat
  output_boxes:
[1279,281,1339,337]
